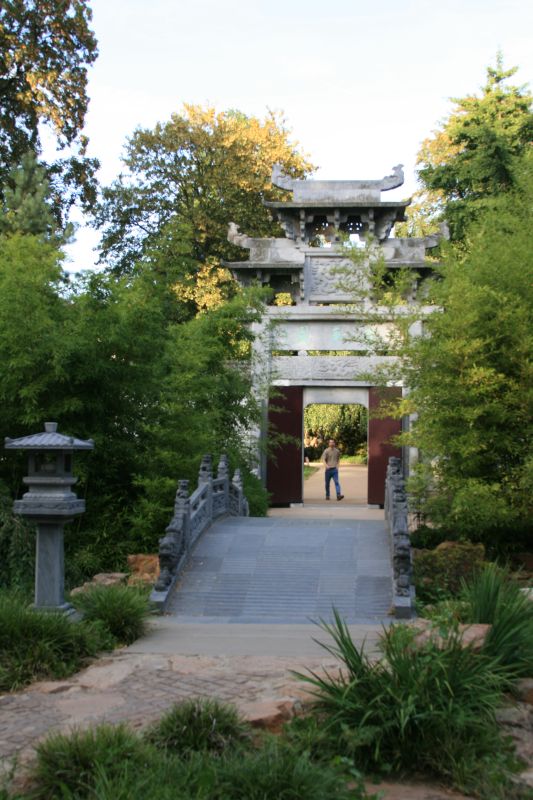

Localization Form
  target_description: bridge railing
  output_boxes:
[150,454,249,611]
[384,456,415,619]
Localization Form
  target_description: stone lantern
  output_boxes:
[4,422,94,612]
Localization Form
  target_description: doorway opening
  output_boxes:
[303,403,368,505]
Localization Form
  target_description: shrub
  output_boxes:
[294,611,513,795]
[409,524,454,550]
[29,724,152,799]
[413,541,485,603]
[145,698,252,756]
[0,592,113,692]
[463,563,533,679]
[242,469,269,517]
[71,584,151,645]
[417,597,470,627]
[0,500,34,593]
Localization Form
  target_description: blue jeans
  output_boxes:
[325,467,341,498]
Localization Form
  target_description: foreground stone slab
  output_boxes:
[364,781,475,799]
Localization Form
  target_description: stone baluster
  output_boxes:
[218,453,230,513]
[175,479,191,552]
[198,454,213,520]
[233,468,243,516]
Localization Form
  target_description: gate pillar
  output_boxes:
[266,387,303,506]
[368,387,402,506]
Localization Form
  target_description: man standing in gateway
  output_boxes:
[322,439,344,501]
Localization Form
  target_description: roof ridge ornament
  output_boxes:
[271,163,404,201]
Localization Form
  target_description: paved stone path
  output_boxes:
[167,514,392,623]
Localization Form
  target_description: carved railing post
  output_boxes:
[175,479,191,551]
[218,453,230,513]
[385,456,414,618]
[233,468,243,516]
[154,480,190,591]
[198,454,213,520]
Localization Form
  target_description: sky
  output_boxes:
[64,0,533,271]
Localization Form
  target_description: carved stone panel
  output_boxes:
[272,355,396,382]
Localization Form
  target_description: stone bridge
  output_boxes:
[152,455,413,622]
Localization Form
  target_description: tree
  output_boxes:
[396,157,532,547]
[0,0,99,223]
[398,57,533,241]
[339,150,532,548]
[95,105,315,275]
[130,290,266,547]
[304,404,367,456]
[0,151,60,238]
[0,232,66,434]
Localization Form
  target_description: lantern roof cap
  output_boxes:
[4,422,94,451]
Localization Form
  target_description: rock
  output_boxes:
[127,554,159,585]
[516,679,533,706]
[496,703,533,729]
[410,620,490,651]
[238,698,297,733]
[93,572,128,586]
[364,779,475,799]
[70,572,128,595]
[515,768,533,789]
[514,553,533,571]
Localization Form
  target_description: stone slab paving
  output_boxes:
[0,650,475,800]
[166,514,393,623]
[0,651,339,777]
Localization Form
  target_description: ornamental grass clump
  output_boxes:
[294,610,512,795]
[462,562,533,679]
[25,719,368,800]
[71,583,152,645]
[28,724,153,799]
[144,698,252,756]
[0,592,113,692]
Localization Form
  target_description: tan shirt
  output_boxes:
[322,446,340,468]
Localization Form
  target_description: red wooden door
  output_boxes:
[367,387,402,506]
[266,387,303,506]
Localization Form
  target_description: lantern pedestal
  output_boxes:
[35,523,71,612]
[5,422,94,614]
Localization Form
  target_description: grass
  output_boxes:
[339,455,367,465]
[463,563,533,679]
[27,724,151,799]
[0,591,114,692]
[304,465,319,480]
[420,562,533,681]
[144,698,252,756]
[18,700,370,800]
[0,584,152,692]
[291,610,520,798]
[70,583,152,645]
